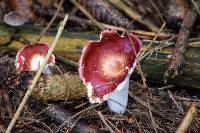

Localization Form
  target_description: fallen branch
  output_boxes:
[109,0,159,32]
[97,111,115,133]
[70,0,105,30]
[176,102,197,133]
[5,12,69,133]
[45,104,99,133]
[34,0,64,42]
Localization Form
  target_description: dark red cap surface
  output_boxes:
[15,42,55,72]
[79,30,141,102]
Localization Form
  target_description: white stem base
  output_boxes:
[107,78,129,114]
[43,64,51,75]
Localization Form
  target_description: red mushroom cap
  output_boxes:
[79,30,141,103]
[15,42,55,72]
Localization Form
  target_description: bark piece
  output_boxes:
[165,2,199,79]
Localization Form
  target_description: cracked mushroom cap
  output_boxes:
[79,30,142,103]
[15,42,55,72]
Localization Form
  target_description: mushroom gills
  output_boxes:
[107,75,129,114]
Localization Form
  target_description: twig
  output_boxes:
[176,102,197,133]
[68,15,171,39]
[165,1,199,78]
[167,90,184,113]
[158,85,175,90]
[109,0,159,32]
[0,105,6,133]
[55,103,101,133]
[133,29,171,40]
[128,91,173,123]
[2,86,13,117]
[147,99,158,133]
[97,111,115,133]
[35,0,64,42]
[149,0,165,23]
[174,96,200,102]
[126,30,147,88]
[44,104,96,133]
[127,30,156,133]
[140,37,175,61]
[70,0,105,30]
[104,117,122,133]
[191,0,200,15]
[139,22,166,60]
[5,13,69,133]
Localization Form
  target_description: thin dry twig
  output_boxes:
[147,99,158,133]
[5,13,69,133]
[97,111,115,133]
[167,90,184,113]
[158,85,175,90]
[191,0,200,15]
[104,117,122,133]
[176,102,197,133]
[126,30,147,88]
[149,0,165,23]
[126,31,161,133]
[34,0,64,42]
[109,0,159,32]
[175,96,200,102]
[68,15,171,39]
[55,103,101,133]
[140,22,166,60]
[70,0,105,30]
[126,30,159,133]
[140,37,175,61]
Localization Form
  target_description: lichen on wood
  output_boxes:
[32,73,86,101]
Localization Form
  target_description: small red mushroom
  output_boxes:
[15,42,55,74]
[79,30,142,114]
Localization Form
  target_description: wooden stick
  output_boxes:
[70,0,105,30]
[109,0,159,32]
[176,103,197,133]
[59,15,171,39]
[97,111,115,133]
[44,104,98,133]
[35,0,64,42]
[5,13,69,133]
[140,22,166,60]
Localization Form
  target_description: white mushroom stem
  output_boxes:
[107,75,130,114]
[43,64,52,75]
[30,55,53,75]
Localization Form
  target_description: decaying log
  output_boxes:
[140,40,200,89]
[0,27,199,89]
[14,72,86,101]
[32,73,85,101]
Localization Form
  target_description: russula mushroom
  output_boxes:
[79,30,141,114]
[4,11,26,26]
[15,42,55,74]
